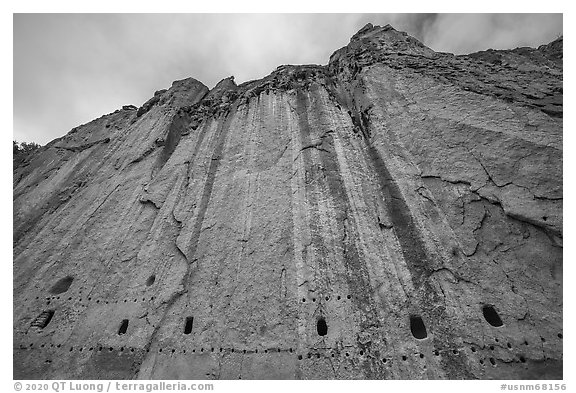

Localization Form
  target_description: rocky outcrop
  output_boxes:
[13,23,562,380]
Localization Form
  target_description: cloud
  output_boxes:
[13,14,563,145]
[423,14,562,54]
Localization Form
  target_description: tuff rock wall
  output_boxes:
[13,24,563,380]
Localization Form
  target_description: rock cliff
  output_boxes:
[13,23,563,380]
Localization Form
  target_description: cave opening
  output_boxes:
[317,317,328,336]
[410,315,428,339]
[49,276,74,294]
[118,319,129,335]
[482,305,504,327]
[184,317,194,335]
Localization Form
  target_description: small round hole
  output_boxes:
[507,343,512,349]
[402,355,407,361]
[558,333,563,339]
[419,353,424,359]
[489,357,496,366]
[519,356,526,363]
[471,347,476,352]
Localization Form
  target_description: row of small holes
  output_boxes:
[19,329,564,350]
[16,343,530,364]
[302,295,352,303]
[38,297,157,305]
[33,295,372,305]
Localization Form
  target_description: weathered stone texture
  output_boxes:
[14,24,562,379]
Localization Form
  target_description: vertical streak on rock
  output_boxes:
[356,77,474,378]
[239,100,259,253]
[287,92,311,354]
[185,107,237,274]
[172,120,212,224]
[293,89,328,303]
[174,120,219,257]
[307,85,386,377]
[139,109,237,378]
[318,88,415,359]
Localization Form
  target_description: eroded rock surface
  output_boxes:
[13,23,562,380]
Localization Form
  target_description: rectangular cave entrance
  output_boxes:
[118,319,129,335]
[184,317,193,335]
[410,315,428,339]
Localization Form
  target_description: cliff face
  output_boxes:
[13,24,562,380]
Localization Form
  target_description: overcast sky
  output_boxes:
[13,13,562,145]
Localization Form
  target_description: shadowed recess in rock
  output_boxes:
[49,276,74,294]
[316,317,328,336]
[410,315,428,339]
[184,317,194,335]
[482,305,504,327]
[30,310,55,329]
[118,319,129,335]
